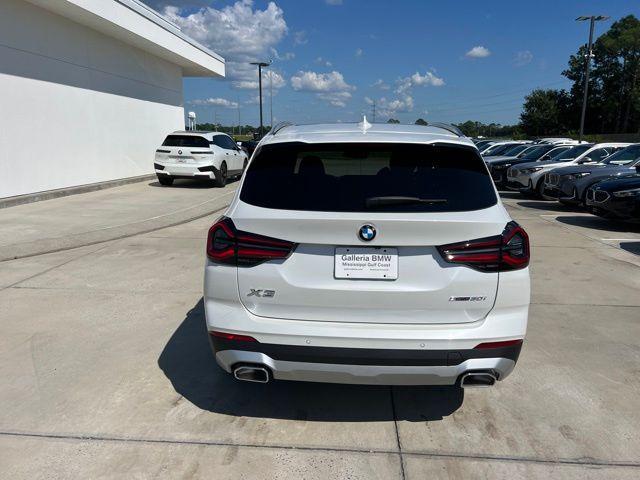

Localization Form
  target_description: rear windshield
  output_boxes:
[240,142,497,212]
[162,135,210,148]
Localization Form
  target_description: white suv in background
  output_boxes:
[154,131,248,187]
[203,121,530,388]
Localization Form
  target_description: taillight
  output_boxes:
[437,221,529,272]
[209,331,257,342]
[206,217,295,267]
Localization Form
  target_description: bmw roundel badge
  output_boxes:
[358,224,376,242]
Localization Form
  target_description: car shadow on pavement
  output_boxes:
[497,191,524,199]
[148,177,239,189]
[158,299,464,422]
[555,215,640,233]
[516,201,583,212]
[620,242,640,255]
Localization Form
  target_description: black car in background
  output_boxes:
[586,171,640,223]
[238,140,258,158]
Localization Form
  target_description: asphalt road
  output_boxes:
[0,183,639,479]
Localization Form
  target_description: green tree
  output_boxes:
[563,15,640,133]
[414,118,428,125]
[520,89,570,136]
[387,118,400,124]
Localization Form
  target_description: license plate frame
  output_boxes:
[334,247,398,280]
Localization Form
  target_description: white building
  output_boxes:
[0,0,224,200]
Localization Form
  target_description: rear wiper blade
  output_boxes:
[365,196,448,208]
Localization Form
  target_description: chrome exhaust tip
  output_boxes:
[233,365,270,383]
[460,371,497,388]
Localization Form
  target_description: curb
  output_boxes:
[0,175,157,209]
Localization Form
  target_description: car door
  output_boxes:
[222,135,243,172]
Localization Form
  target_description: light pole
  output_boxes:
[576,15,609,142]
[250,61,270,138]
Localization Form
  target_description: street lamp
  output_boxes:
[575,15,609,142]
[250,61,271,138]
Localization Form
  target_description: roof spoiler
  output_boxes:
[425,122,465,137]
[269,122,294,136]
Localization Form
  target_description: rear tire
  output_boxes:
[158,175,173,186]
[213,162,227,187]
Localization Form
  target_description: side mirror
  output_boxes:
[541,154,550,160]
[578,157,592,164]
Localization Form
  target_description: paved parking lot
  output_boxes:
[0,183,639,479]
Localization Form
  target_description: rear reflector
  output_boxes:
[154,163,165,170]
[198,165,215,172]
[210,331,258,342]
[206,217,296,267]
[437,221,530,272]
[474,339,523,349]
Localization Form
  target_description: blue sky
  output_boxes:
[145,0,639,127]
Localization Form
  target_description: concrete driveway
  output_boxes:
[0,185,639,479]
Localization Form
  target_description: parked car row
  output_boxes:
[476,138,640,223]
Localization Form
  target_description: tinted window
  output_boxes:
[503,144,529,156]
[211,136,226,148]
[222,136,238,150]
[602,145,640,165]
[543,146,570,159]
[162,135,210,148]
[240,142,497,213]
[484,143,516,156]
[586,148,610,162]
[552,144,592,160]
[520,145,555,160]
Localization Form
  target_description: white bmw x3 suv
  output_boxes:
[154,131,248,187]
[204,121,530,387]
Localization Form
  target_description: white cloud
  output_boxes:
[232,70,286,90]
[367,95,414,117]
[318,91,352,107]
[162,1,287,86]
[270,48,295,61]
[514,50,533,66]
[293,30,308,45]
[465,46,491,58]
[372,79,390,90]
[355,48,363,57]
[325,0,343,4]
[396,71,445,94]
[315,56,333,67]
[189,97,239,108]
[291,70,354,93]
[290,70,355,107]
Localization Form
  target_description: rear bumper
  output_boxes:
[155,162,218,179]
[211,339,520,385]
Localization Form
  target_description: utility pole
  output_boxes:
[269,70,273,130]
[576,15,609,142]
[237,97,241,136]
[372,100,376,123]
[250,61,270,138]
